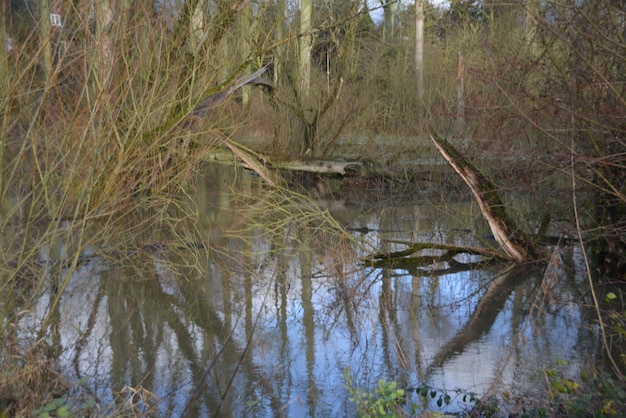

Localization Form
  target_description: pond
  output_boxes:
[17,163,602,417]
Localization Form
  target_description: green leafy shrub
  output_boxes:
[344,370,406,417]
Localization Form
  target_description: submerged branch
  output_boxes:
[363,240,508,269]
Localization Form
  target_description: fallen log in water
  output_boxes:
[205,147,363,176]
[363,240,509,268]
[269,160,363,176]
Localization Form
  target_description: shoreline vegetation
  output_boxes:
[1,0,624,416]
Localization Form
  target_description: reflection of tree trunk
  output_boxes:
[379,207,400,370]
[410,206,426,381]
[277,256,290,391]
[411,274,426,382]
[379,268,393,370]
[106,272,146,410]
[73,281,105,377]
[426,264,532,375]
[174,267,284,416]
[242,237,255,410]
[299,231,318,416]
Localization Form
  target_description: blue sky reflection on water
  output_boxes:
[16,166,603,417]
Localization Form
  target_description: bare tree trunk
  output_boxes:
[456,51,465,139]
[299,0,316,155]
[299,0,313,99]
[239,2,252,108]
[190,1,207,54]
[274,0,285,87]
[414,0,424,101]
[524,0,541,106]
[0,1,8,92]
[525,0,541,59]
[382,0,395,42]
[95,0,115,90]
[39,0,53,76]
[0,1,7,196]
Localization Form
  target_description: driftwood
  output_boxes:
[206,147,363,176]
[429,133,540,263]
[270,160,363,176]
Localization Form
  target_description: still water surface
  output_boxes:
[22,163,600,417]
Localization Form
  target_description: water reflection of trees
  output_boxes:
[91,255,285,417]
[50,166,604,416]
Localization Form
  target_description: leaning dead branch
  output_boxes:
[190,65,273,119]
[429,133,542,263]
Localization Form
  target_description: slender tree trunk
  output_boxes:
[190,1,206,54]
[382,0,395,42]
[274,0,285,87]
[524,0,542,104]
[299,0,316,155]
[525,0,540,59]
[239,2,252,108]
[299,0,313,99]
[0,1,7,197]
[456,51,465,138]
[0,1,8,92]
[95,0,115,90]
[414,0,424,101]
[39,0,53,76]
